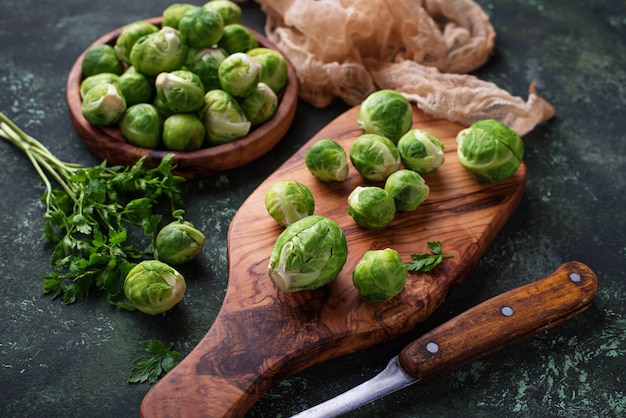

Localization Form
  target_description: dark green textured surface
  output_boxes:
[0,1,624,417]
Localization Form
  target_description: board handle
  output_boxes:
[399,261,598,382]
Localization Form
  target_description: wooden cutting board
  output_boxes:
[140,106,526,417]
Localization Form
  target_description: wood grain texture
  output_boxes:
[65,18,298,179]
[141,106,527,417]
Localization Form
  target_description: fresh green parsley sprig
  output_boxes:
[407,241,454,272]
[128,340,183,384]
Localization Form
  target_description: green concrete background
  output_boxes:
[0,1,624,417]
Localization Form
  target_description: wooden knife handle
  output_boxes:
[398,261,598,382]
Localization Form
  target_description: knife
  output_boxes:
[292,261,598,418]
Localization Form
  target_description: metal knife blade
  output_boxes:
[291,261,598,418]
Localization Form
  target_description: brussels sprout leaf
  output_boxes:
[407,241,453,272]
[128,340,183,384]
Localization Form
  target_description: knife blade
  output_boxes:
[292,261,598,418]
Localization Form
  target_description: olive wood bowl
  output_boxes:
[66,17,298,178]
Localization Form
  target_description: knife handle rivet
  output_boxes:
[426,342,439,354]
[501,306,514,317]
[569,272,581,283]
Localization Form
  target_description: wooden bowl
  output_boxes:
[66,17,298,178]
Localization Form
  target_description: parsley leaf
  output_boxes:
[128,340,183,384]
[407,241,454,272]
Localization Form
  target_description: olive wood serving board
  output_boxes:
[141,106,527,417]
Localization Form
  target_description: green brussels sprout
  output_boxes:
[384,169,429,212]
[119,103,162,148]
[82,44,124,77]
[349,133,401,182]
[268,215,348,293]
[179,7,224,49]
[81,82,127,126]
[305,138,349,182]
[240,82,278,126]
[130,27,187,77]
[162,3,199,29]
[187,47,228,91]
[79,72,120,99]
[162,113,205,151]
[397,129,445,174]
[124,259,186,315]
[352,248,407,302]
[357,89,413,143]
[246,47,289,94]
[456,119,524,183]
[201,89,251,144]
[218,52,262,97]
[152,94,177,119]
[265,180,315,227]
[155,70,205,113]
[217,23,258,54]
[203,0,242,25]
[114,20,159,63]
[154,218,206,265]
[347,186,396,229]
[117,69,154,106]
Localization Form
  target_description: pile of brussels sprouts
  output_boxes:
[79,0,289,151]
[264,89,524,303]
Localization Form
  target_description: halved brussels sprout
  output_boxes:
[179,7,224,48]
[155,218,206,265]
[240,82,278,126]
[79,73,120,99]
[81,83,127,126]
[124,260,186,315]
[119,103,162,148]
[357,89,413,143]
[246,47,289,94]
[265,180,315,227]
[268,215,348,293]
[82,44,124,77]
[201,89,251,145]
[155,70,205,113]
[114,20,159,63]
[352,248,407,302]
[349,134,401,182]
[162,113,205,151]
[117,69,154,106]
[384,169,429,212]
[203,0,242,25]
[347,186,396,229]
[218,52,262,97]
[218,23,258,54]
[305,138,349,182]
[130,27,187,77]
[162,3,199,29]
[187,47,228,91]
[456,119,524,183]
[397,129,445,174]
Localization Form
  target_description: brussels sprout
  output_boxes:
[268,215,348,293]
[349,133,401,182]
[81,83,127,126]
[124,260,186,315]
[130,27,187,77]
[179,7,224,49]
[456,119,524,183]
[154,218,205,265]
[305,138,349,182]
[240,82,278,126]
[246,47,289,94]
[218,52,262,97]
[155,70,205,113]
[347,186,396,229]
[357,89,413,143]
[352,248,407,302]
[162,3,199,29]
[217,23,258,54]
[384,169,429,212]
[82,44,124,77]
[265,180,315,227]
[187,47,228,91]
[79,72,120,99]
[114,20,159,63]
[119,103,162,148]
[397,129,445,174]
[203,0,242,25]
[162,113,205,151]
[117,69,154,106]
[201,89,251,144]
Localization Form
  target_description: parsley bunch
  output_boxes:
[128,340,183,384]
[407,241,454,272]
[1,112,186,309]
